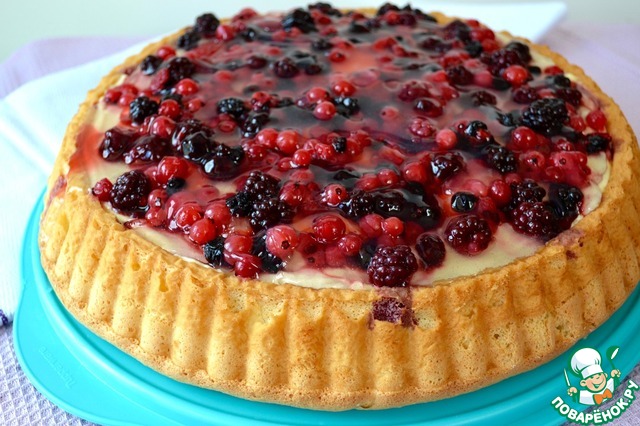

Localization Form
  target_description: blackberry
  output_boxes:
[242,113,270,137]
[395,12,417,27]
[547,74,571,88]
[483,144,518,174]
[203,236,227,267]
[582,133,612,154]
[446,65,474,86]
[99,127,135,161]
[336,97,360,117]
[511,202,559,238]
[367,245,418,287]
[250,199,294,230]
[445,214,493,255]
[373,190,440,230]
[482,49,524,75]
[419,36,451,53]
[124,135,172,164]
[471,90,497,106]
[443,20,471,43]
[226,192,252,217]
[140,55,163,75]
[548,184,583,229]
[451,192,477,213]
[512,86,539,104]
[243,171,281,201]
[194,13,220,36]
[309,2,343,17]
[217,98,248,120]
[464,41,483,58]
[492,77,511,91]
[165,177,186,196]
[202,144,245,179]
[431,152,464,180]
[129,96,159,124]
[415,233,446,269]
[109,170,152,213]
[177,30,201,50]
[181,131,213,162]
[173,119,212,149]
[339,190,375,218]
[281,8,317,33]
[521,98,568,136]
[165,57,196,86]
[272,58,300,79]
[509,180,546,209]
[504,41,532,63]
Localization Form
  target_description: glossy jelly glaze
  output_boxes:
[79,3,613,288]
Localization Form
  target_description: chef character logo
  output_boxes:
[565,347,621,406]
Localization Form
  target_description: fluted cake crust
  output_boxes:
[39,10,640,410]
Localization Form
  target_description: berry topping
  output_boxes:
[521,98,568,136]
[509,180,546,209]
[445,214,493,255]
[367,245,418,287]
[451,192,478,212]
[415,233,446,269]
[511,202,559,238]
[109,170,152,213]
[217,98,248,120]
[282,8,317,33]
[99,127,135,161]
[250,199,294,230]
[204,236,228,267]
[129,96,159,124]
[140,55,163,75]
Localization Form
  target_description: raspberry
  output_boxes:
[129,96,159,124]
[483,144,518,173]
[250,199,294,230]
[367,245,418,287]
[415,233,446,269]
[109,170,152,213]
[521,98,568,136]
[242,171,280,201]
[508,179,546,209]
[445,214,493,255]
[511,202,559,238]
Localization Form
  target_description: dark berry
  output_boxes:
[251,233,284,273]
[99,127,135,161]
[512,86,539,104]
[217,98,248,120]
[464,120,495,146]
[451,192,477,212]
[109,170,151,213]
[272,58,300,78]
[373,190,440,230]
[367,245,418,287]
[240,27,259,42]
[181,131,213,162]
[336,97,360,117]
[556,87,582,107]
[281,8,317,33]
[496,111,521,127]
[166,57,196,86]
[431,152,464,180]
[250,199,294,230]
[309,2,343,17]
[204,236,228,267]
[471,90,497,106]
[247,55,268,69]
[177,30,201,50]
[582,133,612,153]
[349,22,370,34]
[415,233,446,269]
[195,13,220,36]
[446,65,474,86]
[547,74,571,88]
[521,98,568,136]
[464,41,483,58]
[413,98,442,117]
[445,214,493,255]
[124,135,172,164]
[504,41,532,63]
[202,144,245,179]
[548,184,583,229]
[511,202,559,238]
[377,3,400,15]
[129,96,159,124]
[243,171,280,201]
[140,55,163,75]
[227,192,252,217]
[311,38,333,51]
[339,190,375,218]
[483,144,518,173]
[482,48,524,75]
[509,180,546,209]
[372,297,410,324]
[443,20,471,43]
[242,113,270,137]
[165,177,186,196]
[332,137,347,153]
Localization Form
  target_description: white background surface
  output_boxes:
[1,0,639,63]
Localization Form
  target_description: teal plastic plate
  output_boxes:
[14,196,640,426]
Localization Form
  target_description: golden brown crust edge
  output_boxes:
[39,11,640,410]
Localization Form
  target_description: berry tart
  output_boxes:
[40,3,640,410]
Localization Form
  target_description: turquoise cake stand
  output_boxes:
[14,196,640,425]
